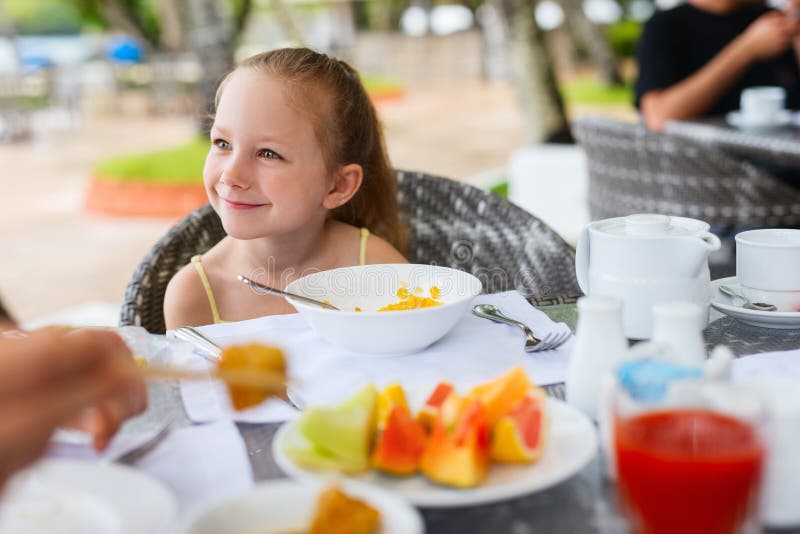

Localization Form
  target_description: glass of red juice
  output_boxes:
[614,385,766,534]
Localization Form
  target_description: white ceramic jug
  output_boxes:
[651,301,707,366]
[575,214,721,339]
[566,296,627,422]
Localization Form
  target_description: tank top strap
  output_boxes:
[359,228,370,266]
[190,255,223,324]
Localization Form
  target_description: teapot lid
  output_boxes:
[592,214,705,237]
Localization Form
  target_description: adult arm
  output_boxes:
[0,329,146,486]
[640,12,800,131]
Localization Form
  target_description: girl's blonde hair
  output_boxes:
[214,47,407,253]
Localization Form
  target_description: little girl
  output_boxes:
[164,48,408,328]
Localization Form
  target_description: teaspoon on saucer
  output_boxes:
[719,285,777,312]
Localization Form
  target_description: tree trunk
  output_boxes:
[97,0,158,50]
[157,0,185,52]
[271,0,305,45]
[559,0,623,86]
[494,0,573,144]
[184,0,236,134]
[476,2,509,82]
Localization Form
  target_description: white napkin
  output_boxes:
[134,421,253,514]
[732,349,800,381]
[180,290,573,421]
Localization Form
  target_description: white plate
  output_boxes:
[178,478,424,534]
[0,459,177,534]
[726,110,794,130]
[711,277,800,329]
[273,396,597,508]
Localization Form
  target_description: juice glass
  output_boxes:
[614,382,766,534]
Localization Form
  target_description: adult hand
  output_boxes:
[740,11,800,61]
[0,328,146,486]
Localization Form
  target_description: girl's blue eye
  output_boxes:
[213,139,231,150]
[258,149,281,159]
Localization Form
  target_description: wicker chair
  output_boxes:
[120,170,581,334]
[572,116,800,227]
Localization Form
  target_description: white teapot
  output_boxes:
[575,214,721,339]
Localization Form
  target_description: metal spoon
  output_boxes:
[719,285,777,312]
[237,274,340,311]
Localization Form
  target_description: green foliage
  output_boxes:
[490,181,508,198]
[6,0,83,34]
[606,19,643,59]
[561,77,633,105]
[94,138,209,184]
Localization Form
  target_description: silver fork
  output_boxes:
[472,304,571,352]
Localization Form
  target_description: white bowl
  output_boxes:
[284,264,483,355]
[178,479,424,534]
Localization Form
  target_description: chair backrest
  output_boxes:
[120,170,581,333]
[572,116,800,227]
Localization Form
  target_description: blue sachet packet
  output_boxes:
[616,359,704,403]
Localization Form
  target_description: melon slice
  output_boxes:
[468,366,533,426]
[420,400,490,488]
[376,382,409,429]
[292,384,378,472]
[371,404,428,476]
[417,381,464,432]
[490,387,548,463]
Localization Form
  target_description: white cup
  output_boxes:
[736,229,800,312]
[740,86,786,124]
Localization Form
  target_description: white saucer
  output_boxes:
[726,109,794,130]
[0,459,177,533]
[711,277,800,329]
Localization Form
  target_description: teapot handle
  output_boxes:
[698,231,721,251]
[575,226,590,294]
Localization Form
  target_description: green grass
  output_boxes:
[94,138,208,184]
[490,181,508,198]
[561,77,633,106]
[362,74,404,94]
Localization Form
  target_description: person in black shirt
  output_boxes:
[635,0,800,130]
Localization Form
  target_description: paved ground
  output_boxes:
[0,79,538,324]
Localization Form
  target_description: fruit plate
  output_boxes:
[272,397,597,508]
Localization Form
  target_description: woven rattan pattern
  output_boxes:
[573,116,800,227]
[120,170,581,334]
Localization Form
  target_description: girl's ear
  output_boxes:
[322,163,363,209]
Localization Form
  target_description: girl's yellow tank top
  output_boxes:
[192,228,370,324]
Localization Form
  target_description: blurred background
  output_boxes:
[0,0,660,326]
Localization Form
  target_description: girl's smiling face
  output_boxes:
[205,69,331,240]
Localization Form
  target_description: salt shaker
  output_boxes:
[651,301,706,366]
[566,296,627,421]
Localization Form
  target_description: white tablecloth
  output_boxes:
[179,290,573,422]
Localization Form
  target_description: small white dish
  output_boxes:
[711,277,800,329]
[273,396,597,508]
[0,459,177,534]
[178,478,424,534]
[726,109,794,130]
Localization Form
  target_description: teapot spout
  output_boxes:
[684,231,721,276]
